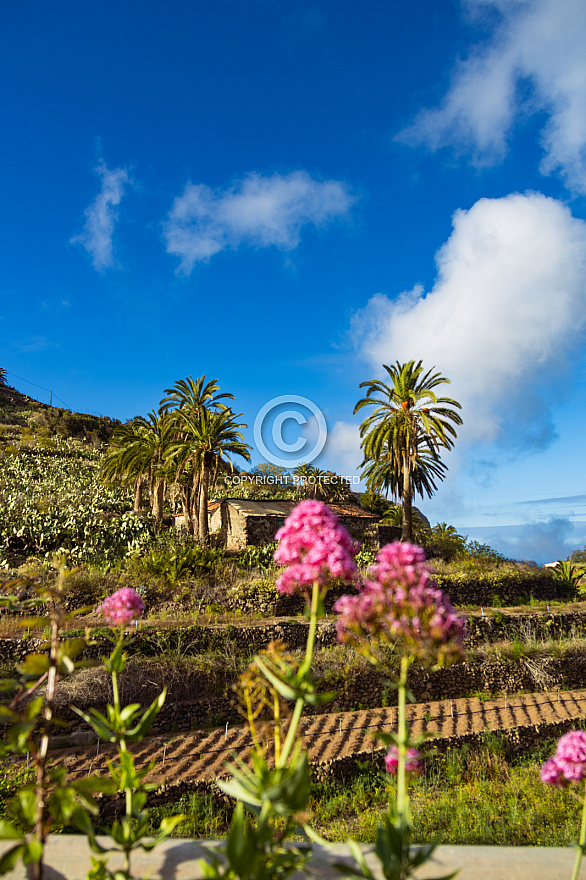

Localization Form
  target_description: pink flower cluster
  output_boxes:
[335,542,465,665]
[385,746,422,776]
[273,500,358,595]
[541,730,586,788]
[98,587,144,627]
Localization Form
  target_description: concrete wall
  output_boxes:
[3,835,582,879]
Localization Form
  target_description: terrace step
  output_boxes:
[59,688,586,787]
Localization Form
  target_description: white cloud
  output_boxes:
[71,160,129,270]
[163,170,355,274]
[397,0,586,192]
[464,518,586,563]
[324,420,362,477]
[352,192,586,449]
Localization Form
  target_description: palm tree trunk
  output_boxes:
[198,455,212,546]
[180,484,193,536]
[152,477,165,526]
[133,476,144,513]
[402,448,413,542]
[190,470,201,542]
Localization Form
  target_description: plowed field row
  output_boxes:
[60,689,586,785]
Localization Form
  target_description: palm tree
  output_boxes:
[161,375,234,538]
[167,406,251,545]
[360,432,448,501]
[160,375,233,416]
[323,472,353,503]
[0,367,7,386]
[102,410,172,525]
[380,504,428,542]
[355,360,462,542]
[101,421,146,512]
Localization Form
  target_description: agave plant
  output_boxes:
[554,560,586,595]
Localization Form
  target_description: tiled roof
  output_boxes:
[213,499,376,518]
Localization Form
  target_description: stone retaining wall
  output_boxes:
[224,571,562,615]
[435,571,561,607]
[2,609,586,667]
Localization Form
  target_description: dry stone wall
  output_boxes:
[435,571,560,606]
[2,608,586,666]
[224,570,561,615]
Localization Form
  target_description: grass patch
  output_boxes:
[146,791,233,839]
[149,739,585,846]
[307,738,582,846]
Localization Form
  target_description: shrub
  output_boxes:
[237,542,278,570]
[131,545,224,585]
[227,576,278,611]
[0,440,154,566]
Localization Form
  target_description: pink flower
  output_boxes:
[385,746,422,776]
[98,587,144,627]
[542,730,586,788]
[273,500,358,595]
[335,542,465,666]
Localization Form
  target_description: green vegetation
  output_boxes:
[237,543,279,570]
[325,739,582,846]
[130,543,224,585]
[143,738,582,847]
[0,440,154,568]
[553,560,586,596]
[0,381,119,445]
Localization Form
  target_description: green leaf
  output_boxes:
[71,707,115,741]
[254,656,298,701]
[66,605,94,618]
[126,688,166,740]
[118,703,142,725]
[24,696,44,721]
[303,690,337,707]
[105,637,126,674]
[217,777,263,808]
[0,679,18,693]
[16,654,50,676]
[158,815,185,837]
[17,617,49,628]
[59,637,87,661]
[73,776,118,795]
[8,788,37,828]
[0,820,25,841]
[0,843,26,875]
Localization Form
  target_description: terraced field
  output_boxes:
[60,687,586,788]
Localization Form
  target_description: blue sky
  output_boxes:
[2,0,586,562]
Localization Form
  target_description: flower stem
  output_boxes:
[278,579,320,768]
[299,580,319,679]
[273,692,281,764]
[571,781,586,880]
[396,654,411,825]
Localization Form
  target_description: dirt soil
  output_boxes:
[58,688,586,786]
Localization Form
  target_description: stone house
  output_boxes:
[207,499,400,551]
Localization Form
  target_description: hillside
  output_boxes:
[0,384,153,568]
[0,382,120,446]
